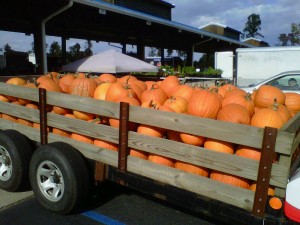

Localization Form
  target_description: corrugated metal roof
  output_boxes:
[76,0,252,48]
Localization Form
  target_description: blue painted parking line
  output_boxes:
[82,211,126,225]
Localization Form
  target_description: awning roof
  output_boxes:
[0,0,252,53]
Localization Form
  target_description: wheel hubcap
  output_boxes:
[37,160,64,202]
[0,146,12,181]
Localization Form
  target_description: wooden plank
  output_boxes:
[47,132,255,211]
[127,131,289,188]
[0,82,39,102]
[281,112,300,133]
[46,91,119,119]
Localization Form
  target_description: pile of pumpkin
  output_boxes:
[1,72,300,193]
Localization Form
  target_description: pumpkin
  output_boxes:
[148,154,175,167]
[217,103,250,125]
[175,161,210,177]
[284,92,300,114]
[118,75,138,85]
[0,95,10,102]
[249,182,275,196]
[94,139,118,151]
[36,75,62,92]
[6,77,26,85]
[96,73,117,83]
[163,96,188,113]
[221,92,255,117]
[250,107,284,129]
[105,82,137,102]
[174,84,194,101]
[58,73,76,93]
[235,145,261,161]
[1,114,18,123]
[93,82,113,100]
[129,149,148,159]
[141,84,167,105]
[137,124,164,138]
[17,118,33,127]
[180,133,205,146]
[141,99,161,110]
[254,85,285,108]
[69,76,97,97]
[159,75,181,97]
[145,81,159,90]
[52,128,70,137]
[52,106,71,115]
[132,80,147,92]
[217,84,237,98]
[210,170,251,189]
[204,138,235,154]
[73,110,95,121]
[70,133,93,144]
[187,89,221,119]
[166,130,182,142]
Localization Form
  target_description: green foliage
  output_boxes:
[242,13,264,39]
[278,23,300,46]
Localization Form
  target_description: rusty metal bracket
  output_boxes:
[252,126,277,217]
[118,102,130,173]
[39,88,48,145]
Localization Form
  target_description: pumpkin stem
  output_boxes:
[272,98,279,111]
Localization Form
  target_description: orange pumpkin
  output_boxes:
[254,85,285,108]
[174,84,194,101]
[129,149,148,159]
[52,106,71,115]
[141,84,167,105]
[73,110,95,121]
[235,145,261,161]
[217,103,250,125]
[93,82,113,100]
[58,73,76,93]
[96,73,117,83]
[175,161,210,177]
[249,182,275,196]
[251,107,284,129]
[285,92,300,114]
[148,154,175,167]
[163,96,188,113]
[105,82,137,102]
[6,77,27,85]
[137,125,164,138]
[180,133,205,146]
[36,75,62,92]
[70,133,93,144]
[69,76,97,97]
[187,89,221,119]
[159,75,181,97]
[204,138,235,154]
[94,139,118,151]
[52,128,70,137]
[221,92,255,117]
[210,170,250,189]
[217,84,237,98]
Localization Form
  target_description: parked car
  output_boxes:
[239,70,300,93]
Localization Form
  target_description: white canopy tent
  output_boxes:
[62,49,158,73]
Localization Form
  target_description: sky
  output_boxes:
[0,0,299,55]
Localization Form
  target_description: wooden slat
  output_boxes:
[0,82,39,102]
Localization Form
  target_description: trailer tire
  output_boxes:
[0,129,33,191]
[29,142,90,214]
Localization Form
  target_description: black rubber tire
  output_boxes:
[0,129,33,191]
[29,142,90,214]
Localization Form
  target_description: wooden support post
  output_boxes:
[252,127,277,217]
[118,102,129,173]
[39,88,48,145]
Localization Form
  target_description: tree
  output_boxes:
[148,47,157,57]
[4,44,13,52]
[242,13,264,39]
[49,41,62,56]
[167,49,173,57]
[67,43,84,62]
[83,40,93,56]
[277,23,300,46]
